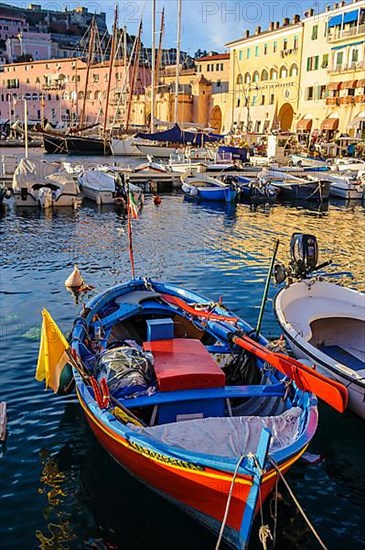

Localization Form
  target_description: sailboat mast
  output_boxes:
[174,0,182,123]
[151,0,156,133]
[103,5,119,139]
[155,8,165,99]
[80,19,96,129]
[125,22,142,132]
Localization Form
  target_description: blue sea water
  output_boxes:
[0,174,364,549]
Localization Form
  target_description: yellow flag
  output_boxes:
[36,309,70,392]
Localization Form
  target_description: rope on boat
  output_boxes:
[269,457,328,550]
[215,452,246,550]
[259,524,273,550]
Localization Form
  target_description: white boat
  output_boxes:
[168,152,207,173]
[259,168,331,201]
[135,143,182,158]
[291,154,329,169]
[12,158,82,208]
[78,168,143,207]
[330,158,365,173]
[273,234,365,419]
[110,138,144,157]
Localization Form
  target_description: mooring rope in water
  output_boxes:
[126,178,135,278]
[215,452,246,550]
[269,457,328,550]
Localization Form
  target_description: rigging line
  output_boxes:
[269,457,328,550]
[215,452,246,550]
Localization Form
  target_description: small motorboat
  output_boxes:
[235,176,279,201]
[12,158,83,208]
[78,167,143,207]
[259,169,331,201]
[274,234,365,419]
[330,158,365,173]
[290,153,329,169]
[327,172,365,200]
[181,172,238,202]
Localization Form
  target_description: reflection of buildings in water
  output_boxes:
[207,203,365,290]
[37,449,76,548]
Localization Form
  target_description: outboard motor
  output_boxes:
[289,233,318,278]
[274,233,331,284]
[223,175,239,189]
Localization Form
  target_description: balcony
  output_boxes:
[280,48,299,58]
[339,96,354,105]
[43,83,66,91]
[327,23,365,42]
[326,97,340,106]
[355,94,365,103]
[329,61,365,74]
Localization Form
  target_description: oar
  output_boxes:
[160,293,348,412]
[230,333,348,413]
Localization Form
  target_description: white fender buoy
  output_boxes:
[65,265,84,288]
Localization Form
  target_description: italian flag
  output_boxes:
[129,192,139,219]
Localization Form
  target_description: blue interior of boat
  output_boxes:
[318,345,365,371]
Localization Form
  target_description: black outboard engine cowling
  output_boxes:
[289,233,318,278]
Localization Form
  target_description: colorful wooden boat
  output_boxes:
[70,277,324,548]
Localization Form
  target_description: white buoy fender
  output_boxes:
[65,265,84,288]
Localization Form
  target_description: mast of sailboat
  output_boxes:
[174,0,182,123]
[24,99,29,159]
[125,21,142,132]
[151,0,156,133]
[103,5,119,140]
[79,19,96,130]
[155,8,165,100]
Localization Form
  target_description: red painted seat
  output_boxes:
[143,338,225,392]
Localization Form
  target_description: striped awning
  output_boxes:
[357,79,365,88]
[327,82,341,91]
[297,118,313,131]
[321,118,339,131]
[340,80,358,89]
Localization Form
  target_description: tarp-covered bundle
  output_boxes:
[136,123,224,146]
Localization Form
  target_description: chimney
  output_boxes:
[309,8,315,16]
[276,21,280,29]
[333,3,339,9]
[255,25,261,34]
[245,29,250,38]
[283,17,290,26]
[326,5,331,11]
[293,14,301,23]
[340,0,345,5]
[270,21,275,31]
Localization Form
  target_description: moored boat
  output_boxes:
[78,168,143,207]
[274,234,365,419]
[181,172,238,202]
[68,277,325,547]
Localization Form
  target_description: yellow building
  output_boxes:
[298,0,365,138]
[225,17,303,133]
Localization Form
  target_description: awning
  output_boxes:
[332,40,365,50]
[327,82,341,91]
[340,80,358,89]
[347,112,365,127]
[343,9,359,24]
[321,118,339,131]
[357,79,365,88]
[297,118,313,131]
[328,14,342,28]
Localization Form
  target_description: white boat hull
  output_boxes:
[275,279,365,419]
[111,138,144,157]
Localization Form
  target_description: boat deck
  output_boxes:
[319,345,365,372]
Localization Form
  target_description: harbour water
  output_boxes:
[0,156,364,549]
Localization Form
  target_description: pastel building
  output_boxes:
[225,17,303,133]
[298,0,365,138]
[0,57,150,127]
[0,14,29,41]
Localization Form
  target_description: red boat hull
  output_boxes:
[80,395,305,533]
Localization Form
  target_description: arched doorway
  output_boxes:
[209,105,222,133]
[278,103,294,131]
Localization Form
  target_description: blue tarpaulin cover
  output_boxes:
[136,124,224,146]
